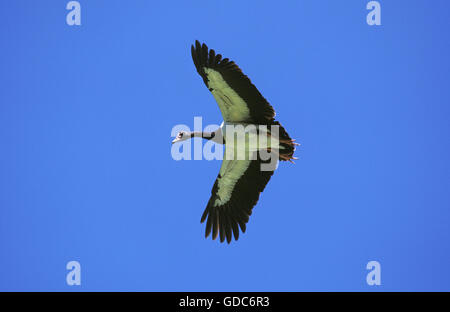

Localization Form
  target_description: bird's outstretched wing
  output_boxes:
[201,153,276,243]
[191,40,276,124]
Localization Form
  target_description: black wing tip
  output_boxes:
[193,40,206,49]
[191,40,215,84]
[201,205,247,244]
[191,40,225,68]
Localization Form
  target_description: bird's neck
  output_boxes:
[191,131,215,140]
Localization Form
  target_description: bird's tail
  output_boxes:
[271,121,299,163]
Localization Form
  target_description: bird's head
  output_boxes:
[172,131,190,144]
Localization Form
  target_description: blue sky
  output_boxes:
[1,0,449,291]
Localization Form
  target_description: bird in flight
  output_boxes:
[172,41,298,243]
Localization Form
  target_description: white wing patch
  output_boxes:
[204,68,251,123]
[214,159,251,206]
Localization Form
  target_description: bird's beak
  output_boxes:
[172,138,179,145]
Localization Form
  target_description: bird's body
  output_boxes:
[215,122,286,160]
[172,41,298,243]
